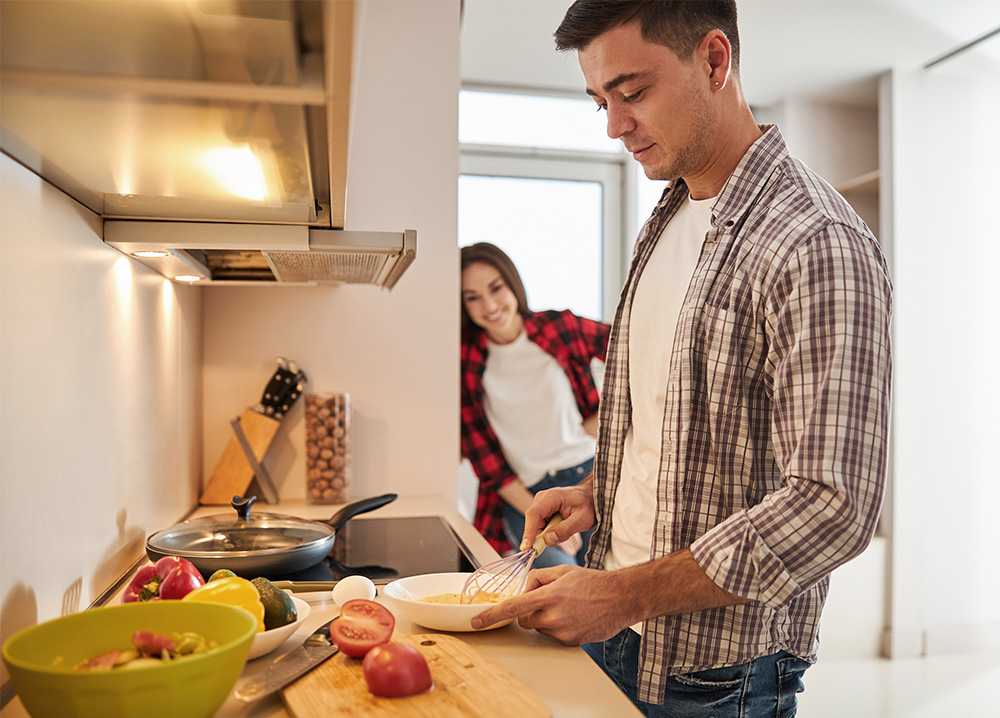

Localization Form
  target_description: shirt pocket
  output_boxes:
[691,303,744,418]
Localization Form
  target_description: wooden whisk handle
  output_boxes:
[531,512,565,556]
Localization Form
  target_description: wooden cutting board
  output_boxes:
[282,634,551,718]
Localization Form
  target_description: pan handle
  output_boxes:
[323,493,398,531]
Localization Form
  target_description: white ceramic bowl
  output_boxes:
[247,595,311,660]
[382,572,515,632]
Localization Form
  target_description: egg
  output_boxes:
[331,575,377,606]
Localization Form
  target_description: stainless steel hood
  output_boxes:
[0,0,416,287]
[104,221,416,287]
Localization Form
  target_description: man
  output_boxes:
[471,2,893,716]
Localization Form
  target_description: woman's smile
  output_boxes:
[462,261,524,344]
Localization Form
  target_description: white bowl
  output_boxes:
[247,595,311,660]
[382,572,515,632]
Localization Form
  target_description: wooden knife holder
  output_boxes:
[199,408,282,505]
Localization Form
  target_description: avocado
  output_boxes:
[251,576,298,630]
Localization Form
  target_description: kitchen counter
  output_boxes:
[2,496,641,718]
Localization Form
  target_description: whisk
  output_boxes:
[461,513,564,604]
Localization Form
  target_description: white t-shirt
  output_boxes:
[483,330,596,487]
[605,195,715,576]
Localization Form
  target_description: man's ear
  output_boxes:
[700,30,732,91]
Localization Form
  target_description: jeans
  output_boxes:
[583,628,809,717]
[502,457,594,567]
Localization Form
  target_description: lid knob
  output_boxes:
[232,495,258,520]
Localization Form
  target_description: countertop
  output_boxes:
[2,495,641,718]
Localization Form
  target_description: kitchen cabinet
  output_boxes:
[0,497,641,718]
[836,169,880,241]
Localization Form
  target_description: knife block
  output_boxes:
[199,409,281,505]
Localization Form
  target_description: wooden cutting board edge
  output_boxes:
[281,633,551,718]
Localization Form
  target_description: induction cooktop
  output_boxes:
[266,515,480,584]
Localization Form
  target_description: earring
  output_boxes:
[714,81,720,87]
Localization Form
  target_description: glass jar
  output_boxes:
[304,392,352,504]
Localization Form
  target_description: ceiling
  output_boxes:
[460,0,1000,107]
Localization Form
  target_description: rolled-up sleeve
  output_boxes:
[691,222,893,608]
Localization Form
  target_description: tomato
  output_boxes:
[130,630,174,656]
[329,599,395,658]
[362,643,433,698]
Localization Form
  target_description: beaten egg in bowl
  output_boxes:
[419,591,503,605]
[383,573,515,632]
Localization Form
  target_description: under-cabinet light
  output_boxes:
[202,146,267,201]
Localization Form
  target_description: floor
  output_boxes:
[796,650,1000,717]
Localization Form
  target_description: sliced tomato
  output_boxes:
[329,599,395,658]
[363,643,433,698]
[130,630,175,656]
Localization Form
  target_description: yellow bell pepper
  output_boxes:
[181,576,265,633]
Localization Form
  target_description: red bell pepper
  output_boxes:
[122,556,205,603]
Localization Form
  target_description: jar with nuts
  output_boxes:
[304,392,352,504]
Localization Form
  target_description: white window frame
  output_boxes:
[460,144,637,322]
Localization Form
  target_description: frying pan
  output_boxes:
[145,493,397,578]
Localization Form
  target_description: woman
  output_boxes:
[460,242,611,565]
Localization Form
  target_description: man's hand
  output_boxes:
[470,565,632,643]
[520,477,596,552]
[471,549,749,640]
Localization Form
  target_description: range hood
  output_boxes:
[105,221,416,287]
[0,0,416,287]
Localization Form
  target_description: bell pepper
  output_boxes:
[122,556,205,603]
[181,576,266,633]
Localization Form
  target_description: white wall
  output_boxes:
[882,66,1000,658]
[0,156,203,682]
[201,0,461,504]
[0,1,460,691]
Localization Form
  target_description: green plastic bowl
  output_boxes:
[2,600,257,718]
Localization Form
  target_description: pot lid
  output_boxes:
[146,495,335,558]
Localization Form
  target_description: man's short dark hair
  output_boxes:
[554,0,741,76]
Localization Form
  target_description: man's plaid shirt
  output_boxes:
[589,126,893,703]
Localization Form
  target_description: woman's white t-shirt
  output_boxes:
[482,330,596,487]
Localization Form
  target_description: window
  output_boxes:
[460,90,666,321]
[459,90,620,152]
[459,155,617,321]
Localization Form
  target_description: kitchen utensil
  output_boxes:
[460,513,563,603]
[247,595,312,660]
[145,493,397,578]
[233,618,339,703]
[282,633,550,718]
[2,601,257,718]
[200,358,307,505]
[382,572,514,632]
